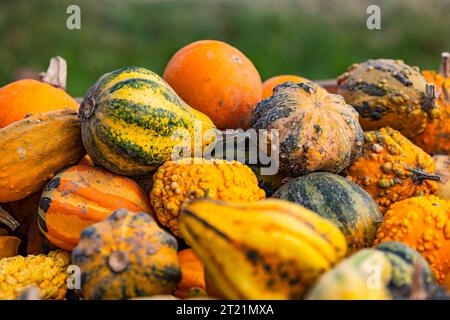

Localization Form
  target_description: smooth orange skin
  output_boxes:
[163,40,263,129]
[262,75,311,99]
[0,79,79,128]
[173,249,206,299]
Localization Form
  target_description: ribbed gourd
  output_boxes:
[273,172,383,251]
[79,66,217,176]
[251,82,364,176]
[72,209,181,300]
[413,53,450,155]
[38,164,151,251]
[0,109,85,202]
[374,196,450,284]
[0,250,70,300]
[337,59,440,139]
[344,127,440,212]
[179,199,347,299]
[150,158,265,237]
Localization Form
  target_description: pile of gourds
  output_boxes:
[0,41,450,300]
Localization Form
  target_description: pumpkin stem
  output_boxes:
[440,52,449,78]
[409,259,427,300]
[39,56,67,90]
[0,205,20,231]
[108,250,129,273]
[411,168,442,184]
[421,84,436,114]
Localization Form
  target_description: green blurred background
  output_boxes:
[1,0,449,97]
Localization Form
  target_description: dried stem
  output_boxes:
[0,205,19,231]
[409,259,427,300]
[39,56,67,90]
[440,52,449,78]
[411,167,442,184]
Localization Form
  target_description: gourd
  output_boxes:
[0,57,79,128]
[433,155,450,200]
[250,165,288,197]
[262,75,312,99]
[273,172,383,251]
[79,66,217,176]
[179,199,347,299]
[173,249,206,299]
[0,236,21,259]
[305,249,393,300]
[344,127,440,212]
[413,53,450,154]
[163,40,263,129]
[71,209,181,300]
[38,164,152,251]
[0,250,70,300]
[251,82,364,176]
[374,196,450,283]
[150,158,265,237]
[337,59,440,139]
[0,109,85,202]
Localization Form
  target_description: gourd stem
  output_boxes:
[409,259,427,300]
[440,52,449,78]
[39,56,67,90]
[0,205,20,231]
[108,250,129,273]
[422,84,436,113]
[411,168,442,184]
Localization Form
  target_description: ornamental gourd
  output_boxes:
[0,109,85,202]
[251,82,364,176]
[338,59,440,139]
[80,66,216,176]
[179,199,347,299]
[72,209,181,300]
[374,196,450,283]
[273,172,383,251]
[38,165,151,251]
[150,158,265,237]
[262,75,312,99]
[413,53,450,155]
[344,127,440,212]
[173,249,206,299]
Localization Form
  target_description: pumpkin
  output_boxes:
[273,172,383,251]
[262,75,312,99]
[375,242,439,299]
[251,82,364,176]
[173,249,206,299]
[163,40,263,129]
[179,199,347,299]
[374,196,450,283]
[413,53,450,154]
[305,249,393,300]
[337,59,440,139]
[433,155,450,200]
[150,158,265,237]
[0,109,85,202]
[71,208,181,300]
[344,127,440,212]
[0,236,21,259]
[0,57,78,128]
[80,66,217,176]
[38,164,152,251]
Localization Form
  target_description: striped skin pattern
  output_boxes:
[273,172,383,252]
[38,165,151,251]
[80,66,216,176]
[72,209,181,300]
[179,199,347,299]
[251,82,364,177]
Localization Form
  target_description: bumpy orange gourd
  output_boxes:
[262,75,311,99]
[0,80,78,128]
[163,40,263,129]
[374,196,450,283]
[38,165,152,251]
[150,158,265,237]
[344,127,440,212]
[413,53,450,155]
[173,249,206,299]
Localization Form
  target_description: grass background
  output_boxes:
[0,0,449,97]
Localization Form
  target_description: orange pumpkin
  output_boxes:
[38,165,152,251]
[413,52,450,155]
[173,249,206,299]
[163,40,263,129]
[262,75,311,99]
